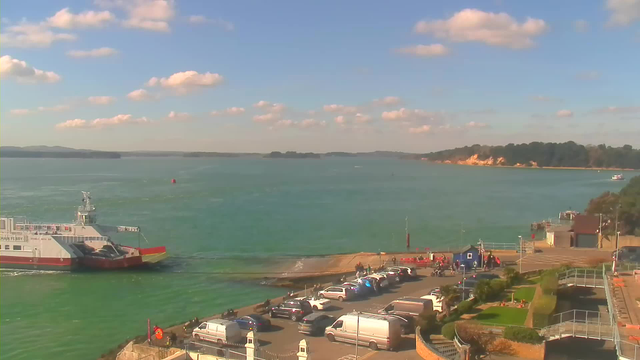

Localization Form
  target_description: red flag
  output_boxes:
[531,233,535,240]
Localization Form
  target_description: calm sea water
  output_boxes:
[0,157,631,360]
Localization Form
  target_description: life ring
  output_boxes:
[155,328,164,339]
[473,261,478,268]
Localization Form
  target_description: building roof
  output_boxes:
[459,245,478,253]
[573,215,600,234]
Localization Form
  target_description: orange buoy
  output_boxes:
[171,179,176,184]
[155,328,164,339]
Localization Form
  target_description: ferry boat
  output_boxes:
[0,192,167,271]
[612,174,625,181]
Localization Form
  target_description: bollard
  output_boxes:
[246,331,257,360]
[297,339,309,360]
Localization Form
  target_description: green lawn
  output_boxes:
[474,306,528,326]
[513,287,536,302]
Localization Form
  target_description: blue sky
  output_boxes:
[1,0,639,152]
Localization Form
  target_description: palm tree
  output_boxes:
[439,284,461,318]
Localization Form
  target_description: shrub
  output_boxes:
[503,267,520,287]
[531,294,557,328]
[457,300,474,314]
[474,279,493,302]
[441,322,457,340]
[417,311,439,335]
[490,279,507,295]
[540,272,558,295]
[503,326,544,344]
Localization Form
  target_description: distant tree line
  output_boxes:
[0,150,121,159]
[585,175,640,236]
[264,151,321,159]
[419,141,640,169]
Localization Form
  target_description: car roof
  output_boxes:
[302,313,328,321]
[207,319,234,325]
[246,314,266,320]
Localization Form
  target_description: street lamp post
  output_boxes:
[518,236,523,273]
[613,205,620,274]
[355,311,360,359]
[462,264,466,301]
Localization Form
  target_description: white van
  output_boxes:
[420,294,443,313]
[325,312,403,350]
[192,319,242,345]
[378,297,433,318]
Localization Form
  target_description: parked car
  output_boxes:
[420,294,444,313]
[233,314,271,332]
[378,297,434,319]
[298,313,335,335]
[318,285,356,301]
[367,274,389,288]
[397,266,418,278]
[325,312,403,350]
[387,267,409,282]
[472,273,499,280]
[269,299,313,321]
[428,287,441,296]
[382,269,401,284]
[296,296,331,310]
[192,319,242,345]
[342,281,367,296]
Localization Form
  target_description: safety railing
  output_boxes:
[602,264,640,360]
[558,268,605,288]
[542,309,613,341]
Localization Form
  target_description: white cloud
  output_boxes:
[253,113,280,123]
[252,100,285,113]
[147,71,224,94]
[334,116,346,124]
[272,119,294,129]
[323,104,358,114]
[188,15,234,31]
[123,18,169,32]
[381,108,441,122]
[606,0,640,26]
[592,106,640,114]
[576,71,600,81]
[414,9,548,49]
[67,47,118,58]
[0,55,61,83]
[372,96,402,106]
[394,44,450,57]
[127,89,153,101]
[11,105,70,115]
[166,111,191,121]
[96,0,175,32]
[47,8,115,29]
[465,121,490,129]
[0,22,77,48]
[409,125,432,134]
[211,107,246,116]
[354,113,372,124]
[56,114,151,129]
[299,119,326,128]
[88,96,116,105]
[573,20,589,32]
[10,109,31,116]
[556,109,573,118]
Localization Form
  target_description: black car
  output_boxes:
[472,273,500,280]
[298,313,335,335]
[234,314,271,332]
[269,300,313,321]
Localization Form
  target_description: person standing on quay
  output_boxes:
[367,264,372,274]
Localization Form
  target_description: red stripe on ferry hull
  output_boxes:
[79,256,144,269]
[137,246,167,256]
[0,255,77,271]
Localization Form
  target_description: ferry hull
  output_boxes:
[0,256,78,271]
[79,256,144,269]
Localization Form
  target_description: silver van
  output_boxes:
[192,319,242,345]
[325,312,403,350]
[378,297,433,318]
[318,285,356,301]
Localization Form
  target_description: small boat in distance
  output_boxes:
[0,191,167,271]
[612,174,625,181]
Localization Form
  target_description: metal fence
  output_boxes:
[557,268,605,288]
[542,309,613,341]
[602,263,640,360]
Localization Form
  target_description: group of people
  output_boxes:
[483,252,501,270]
[354,262,372,277]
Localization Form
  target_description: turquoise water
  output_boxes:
[0,157,631,360]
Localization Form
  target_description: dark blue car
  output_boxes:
[234,314,271,332]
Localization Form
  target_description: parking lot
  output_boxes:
[198,269,471,360]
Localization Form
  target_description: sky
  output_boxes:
[1,0,639,153]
